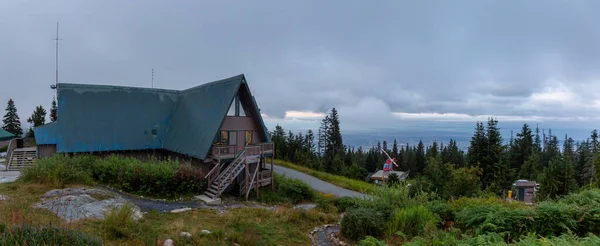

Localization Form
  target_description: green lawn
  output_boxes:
[273,159,379,195]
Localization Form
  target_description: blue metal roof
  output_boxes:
[33,74,270,159]
[0,128,15,141]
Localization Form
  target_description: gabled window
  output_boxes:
[227,93,251,117]
[227,100,235,116]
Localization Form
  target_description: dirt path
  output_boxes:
[96,185,279,213]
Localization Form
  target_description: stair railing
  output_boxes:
[205,163,221,184]
[217,149,246,197]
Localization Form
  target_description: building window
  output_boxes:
[220,131,228,144]
[227,99,235,116]
[246,130,252,144]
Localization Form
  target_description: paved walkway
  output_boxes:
[268,165,371,199]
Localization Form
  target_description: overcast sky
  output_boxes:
[1,0,599,135]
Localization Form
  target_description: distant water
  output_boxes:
[291,121,595,151]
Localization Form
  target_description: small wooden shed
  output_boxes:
[512,180,537,204]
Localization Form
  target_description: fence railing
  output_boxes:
[259,142,274,153]
[211,142,275,160]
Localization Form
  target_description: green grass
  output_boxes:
[274,159,378,194]
[0,182,339,246]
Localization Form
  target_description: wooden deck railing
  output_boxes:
[245,146,261,156]
[211,145,236,160]
[259,142,274,154]
[211,142,274,160]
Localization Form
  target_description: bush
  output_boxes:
[101,203,143,240]
[341,207,385,241]
[20,154,207,199]
[252,173,315,204]
[277,175,315,204]
[358,236,388,246]
[0,224,102,245]
[334,196,363,212]
[20,154,94,187]
[387,205,439,238]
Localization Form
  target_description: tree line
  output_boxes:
[271,108,600,200]
[2,98,58,138]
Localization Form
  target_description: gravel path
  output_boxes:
[96,185,276,213]
[268,165,371,199]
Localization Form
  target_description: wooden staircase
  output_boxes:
[7,147,37,171]
[203,149,247,199]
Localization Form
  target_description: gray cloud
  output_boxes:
[1,0,600,132]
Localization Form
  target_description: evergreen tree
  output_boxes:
[2,99,23,137]
[26,105,46,138]
[509,123,534,175]
[482,118,509,194]
[563,134,575,164]
[416,140,426,174]
[424,156,452,198]
[541,130,560,168]
[392,139,399,158]
[305,129,315,156]
[50,97,58,122]
[518,152,541,181]
[591,129,599,155]
[576,140,594,187]
[467,122,486,167]
[538,156,578,200]
[272,125,286,158]
[427,140,439,159]
[534,124,542,154]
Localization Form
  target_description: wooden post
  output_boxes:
[271,156,275,191]
[245,159,249,201]
[255,164,259,198]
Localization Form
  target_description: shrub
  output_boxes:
[358,236,388,246]
[277,175,315,204]
[101,203,142,240]
[534,201,578,236]
[426,199,455,222]
[20,154,207,199]
[387,205,439,238]
[252,173,315,204]
[334,196,363,212]
[20,154,94,187]
[0,224,102,245]
[341,207,385,241]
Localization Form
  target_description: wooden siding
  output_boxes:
[37,144,57,158]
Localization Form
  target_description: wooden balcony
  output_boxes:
[211,142,275,161]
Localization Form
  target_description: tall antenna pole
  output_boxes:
[54,22,61,89]
[151,68,154,88]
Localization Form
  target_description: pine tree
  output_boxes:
[518,152,541,181]
[467,122,486,167]
[534,124,542,154]
[510,123,534,175]
[2,99,23,137]
[576,140,594,187]
[26,105,46,138]
[305,129,315,156]
[50,97,58,122]
[482,117,508,193]
[416,140,426,174]
[538,156,578,200]
[563,134,575,164]
[392,139,399,158]
[272,125,286,159]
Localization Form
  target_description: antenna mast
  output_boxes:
[51,22,61,93]
[151,68,154,88]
